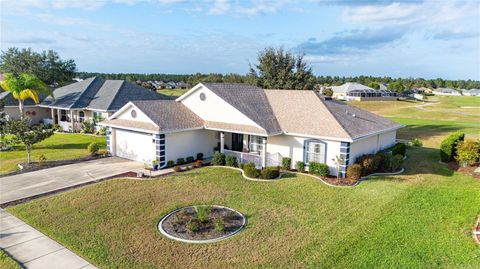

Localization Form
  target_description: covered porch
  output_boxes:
[44,108,85,132]
[218,131,281,168]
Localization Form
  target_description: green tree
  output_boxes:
[249,47,315,90]
[0,48,76,85]
[368,82,380,89]
[388,81,405,93]
[322,88,333,97]
[0,73,52,119]
[5,118,54,164]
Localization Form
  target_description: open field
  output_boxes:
[0,133,106,175]
[157,88,189,97]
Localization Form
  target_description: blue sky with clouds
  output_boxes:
[1,0,479,79]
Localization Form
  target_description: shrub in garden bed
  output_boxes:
[194,160,203,168]
[388,143,407,157]
[411,138,423,147]
[440,131,465,162]
[309,162,330,177]
[282,157,291,170]
[347,164,362,181]
[243,162,260,178]
[177,158,186,165]
[260,166,280,179]
[87,142,101,155]
[186,156,195,163]
[166,160,175,168]
[455,139,480,167]
[356,154,381,176]
[212,152,226,166]
[295,161,305,172]
[173,166,181,172]
[196,153,204,160]
[226,155,238,167]
[390,154,404,172]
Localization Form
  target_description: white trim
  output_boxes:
[351,125,405,142]
[4,105,39,108]
[159,127,204,134]
[204,126,266,137]
[98,123,159,134]
[175,83,205,102]
[283,131,352,142]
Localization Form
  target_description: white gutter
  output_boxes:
[350,125,405,142]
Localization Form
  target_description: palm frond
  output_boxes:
[19,89,40,103]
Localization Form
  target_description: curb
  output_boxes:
[206,166,287,182]
[157,205,247,244]
[474,216,480,245]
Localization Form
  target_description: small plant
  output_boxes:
[243,162,260,178]
[440,131,465,162]
[389,143,407,157]
[53,124,60,131]
[356,154,380,176]
[309,162,329,177]
[215,218,225,232]
[411,138,423,147]
[38,154,47,165]
[97,149,109,156]
[177,158,186,165]
[173,166,181,172]
[166,160,175,168]
[455,139,480,167]
[186,218,200,233]
[281,157,292,170]
[212,152,226,166]
[376,152,391,172]
[196,153,204,160]
[260,166,280,179]
[194,160,203,168]
[295,161,305,172]
[347,164,362,181]
[390,154,403,172]
[186,156,195,163]
[99,127,107,136]
[195,206,211,223]
[87,142,101,155]
[225,155,238,167]
[81,119,95,134]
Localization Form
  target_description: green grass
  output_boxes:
[157,88,189,97]
[0,249,21,269]
[7,148,480,268]
[0,133,106,174]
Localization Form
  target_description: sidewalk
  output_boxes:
[0,209,97,269]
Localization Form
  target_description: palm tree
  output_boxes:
[0,73,52,119]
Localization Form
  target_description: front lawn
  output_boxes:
[8,147,480,268]
[0,249,21,269]
[0,133,106,175]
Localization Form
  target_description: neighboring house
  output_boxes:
[100,83,403,177]
[1,77,168,131]
[0,91,52,123]
[462,89,480,96]
[330,82,397,101]
[432,88,461,96]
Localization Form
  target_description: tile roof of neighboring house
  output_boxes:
[201,83,282,135]
[0,91,50,107]
[331,82,374,93]
[463,89,480,94]
[41,77,168,111]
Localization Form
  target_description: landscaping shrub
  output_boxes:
[215,218,225,232]
[53,124,61,132]
[38,154,47,165]
[176,158,186,165]
[173,166,181,172]
[194,160,203,168]
[186,218,200,232]
[97,149,109,156]
[295,161,305,172]
[99,127,107,136]
[389,143,407,157]
[166,160,174,168]
[196,153,204,160]
[243,162,260,178]
[411,138,423,147]
[309,162,330,177]
[281,157,292,170]
[81,120,95,134]
[455,139,480,167]
[347,164,362,181]
[260,166,280,179]
[440,131,465,162]
[186,156,195,163]
[212,152,226,166]
[87,142,101,155]
[356,154,381,176]
[225,155,238,167]
[195,206,211,223]
[239,162,244,170]
[390,154,403,172]
[376,152,392,172]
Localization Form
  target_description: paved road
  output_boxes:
[0,209,97,269]
[0,157,143,205]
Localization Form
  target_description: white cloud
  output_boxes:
[208,0,231,15]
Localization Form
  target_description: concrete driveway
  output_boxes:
[0,157,143,205]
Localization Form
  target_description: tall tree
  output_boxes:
[0,73,52,118]
[249,47,315,90]
[0,48,76,86]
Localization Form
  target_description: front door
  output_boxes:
[231,133,243,151]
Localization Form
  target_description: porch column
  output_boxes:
[50,109,55,123]
[262,137,267,168]
[220,132,225,153]
[70,110,74,131]
[57,109,61,124]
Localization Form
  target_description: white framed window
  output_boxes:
[79,111,85,122]
[305,140,326,164]
[248,135,264,154]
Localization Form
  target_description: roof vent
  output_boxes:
[352,114,356,118]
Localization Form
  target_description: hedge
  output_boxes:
[440,131,465,162]
[243,162,260,178]
[261,166,280,179]
[212,152,226,166]
[347,164,362,180]
[309,162,330,177]
[388,143,407,157]
[281,157,292,170]
[225,155,238,167]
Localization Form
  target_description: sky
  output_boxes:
[1,0,479,80]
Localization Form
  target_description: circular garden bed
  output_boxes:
[158,205,246,243]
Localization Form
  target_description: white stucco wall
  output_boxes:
[165,129,218,162]
[349,130,397,164]
[266,134,342,176]
[115,105,154,123]
[180,86,261,128]
[4,106,51,124]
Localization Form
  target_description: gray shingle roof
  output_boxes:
[41,77,168,111]
[331,82,374,93]
[201,83,282,135]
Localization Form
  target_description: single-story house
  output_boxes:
[1,77,168,131]
[462,89,480,96]
[100,83,403,177]
[330,82,397,101]
[432,88,461,96]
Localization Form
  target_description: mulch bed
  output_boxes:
[475,217,480,245]
[161,206,245,241]
[446,162,480,180]
[322,176,358,186]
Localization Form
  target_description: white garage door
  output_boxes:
[115,129,155,163]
